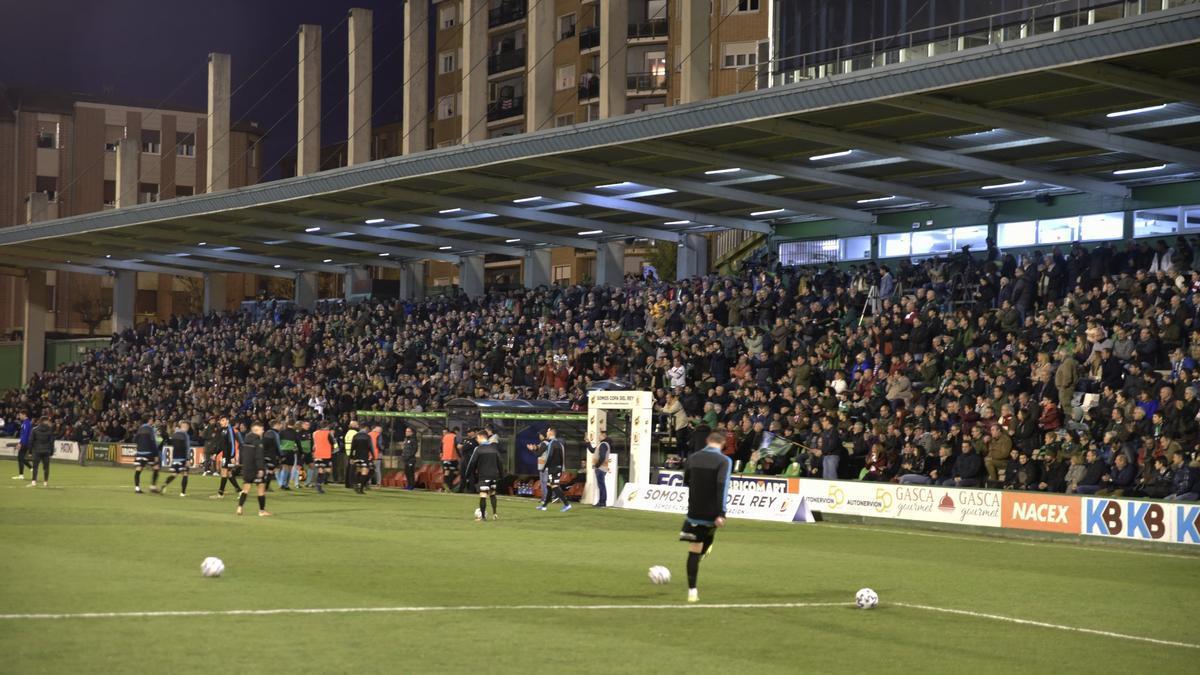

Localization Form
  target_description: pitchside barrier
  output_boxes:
[642,470,1200,547]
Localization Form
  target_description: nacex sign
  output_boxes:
[1001,493,1079,534]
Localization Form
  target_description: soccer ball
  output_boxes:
[855,588,878,609]
[648,565,671,585]
[474,508,483,520]
[201,557,225,578]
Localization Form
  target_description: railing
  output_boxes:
[579,26,600,50]
[488,96,525,122]
[737,0,1167,93]
[578,78,600,100]
[628,18,668,40]
[488,47,526,75]
[626,72,668,93]
[488,2,526,28]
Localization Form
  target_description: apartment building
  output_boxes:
[0,85,265,335]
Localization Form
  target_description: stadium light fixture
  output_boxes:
[664,220,690,225]
[379,252,390,257]
[981,180,1027,190]
[364,218,386,224]
[1106,104,1167,118]
[1113,164,1167,175]
[512,196,542,203]
[273,264,281,268]
[304,226,321,232]
[809,150,853,161]
[857,196,896,204]
[438,208,462,214]
[198,242,207,246]
[750,208,785,217]
[438,246,453,250]
[704,168,740,175]
[322,259,333,263]
[595,181,634,189]
[578,230,604,236]
[505,238,521,243]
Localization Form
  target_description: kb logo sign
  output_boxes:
[1084,499,1168,541]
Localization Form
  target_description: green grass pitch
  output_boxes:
[2,464,1198,673]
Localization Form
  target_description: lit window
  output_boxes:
[1036,218,1077,244]
[879,232,912,258]
[552,264,571,282]
[839,235,872,261]
[952,225,988,251]
[1078,212,1123,241]
[996,221,1036,248]
[778,239,839,265]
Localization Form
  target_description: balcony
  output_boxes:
[488,2,526,29]
[626,72,668,94]
[578,77,599,100]
[488,96,525,122]
[488,47,526,75]
[579,26,600,51]
[628,18,668,40]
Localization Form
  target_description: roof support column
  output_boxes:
[459,255,485,298]
[679,0,711,103]
[399,261,426,300]
[526,0,555,131]
[347,8,373,165]
[402,0,429,154]
[203,273,227,314]
[523,249,551,289]
[22,269,46,385]
[599,0,628,119]
[677,234,708,281]
[113,270,136,334]
[115,137,139,208]
[206,52,232,193]
[294,271,318,311]
[297,24,322,176]
[461,0,489,143]
[595,241,624,287]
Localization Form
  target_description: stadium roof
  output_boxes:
[2,5,1200,278]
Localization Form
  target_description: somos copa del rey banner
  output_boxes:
[616,483,814,523]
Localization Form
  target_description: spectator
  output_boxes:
[1165,451,1199,501]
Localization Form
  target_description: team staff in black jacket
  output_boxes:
[133,417,162,494]
[28,417,55,488]
[236,423,272,517]
[535,427,570,513]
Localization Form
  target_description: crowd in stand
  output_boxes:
[2,234,1200,500]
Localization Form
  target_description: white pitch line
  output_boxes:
[0,602,845,621]
[894,602,1200,650]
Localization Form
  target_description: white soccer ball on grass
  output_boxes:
[855,587,878,609]
[201,556,225,578]
[648,565,671,585]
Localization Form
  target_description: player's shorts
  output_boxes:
[168,460,189,474]
[242,464,264,484]
[134,455,161,468]
[312,458,331,468]
[220,455,237,469]
[545,470,562,488]
[441,460,458,472]
[679,519,717,543]
[264,458,278,470]
[477,479,498,493]
[353,459,372,469]
[281,452,298,466]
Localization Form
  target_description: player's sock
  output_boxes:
[151,469,159,485]
[701,538,714,556]
[479,497,487,516]
[134,471,141,488]
[163,475,176,486]
[238,492,248,507]
[687,552,701,590]
[490,494,498,514]
[181,476,188,493]
[257,495,266,510]
[218,476,227,495]
[228,476,241,492]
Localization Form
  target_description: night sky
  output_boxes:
[0,0,408,179]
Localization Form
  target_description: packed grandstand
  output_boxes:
[3,237,1200,500]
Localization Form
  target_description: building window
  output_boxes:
[839,235,872,261]
[585,103,601,122]
[35,176,58,202]
[176,132,195,156]
[141,130,161,154]
[725,0,761,13]
[439,49,459,74]
[438,93,461,120]
[176,185,194,197]
[552,264,571,283]
[138,182,159,204]
[556,64,576,91]
[998,214,1124,247]
[103,180,116,207]
[722,42,758,68]
[37,131,56,149]
[559,13,576,39]
[555,113,575,127]
[439,3,457,29]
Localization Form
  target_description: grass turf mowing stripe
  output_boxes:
[893,603,1200,650]
[4,601,1199,650]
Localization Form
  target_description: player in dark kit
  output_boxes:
[159,421,193,497]
[132,417,162,494]
[463,428,503,521]
[536,426,571,513]
[350,425,374,494]
[236,422,272,517]
[262,422,282,492]
[680,431,732,603]
[211,416,242,499]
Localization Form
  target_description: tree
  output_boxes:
[179,276,204,315]
[73,297,112,337]
[644,241,678,282]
